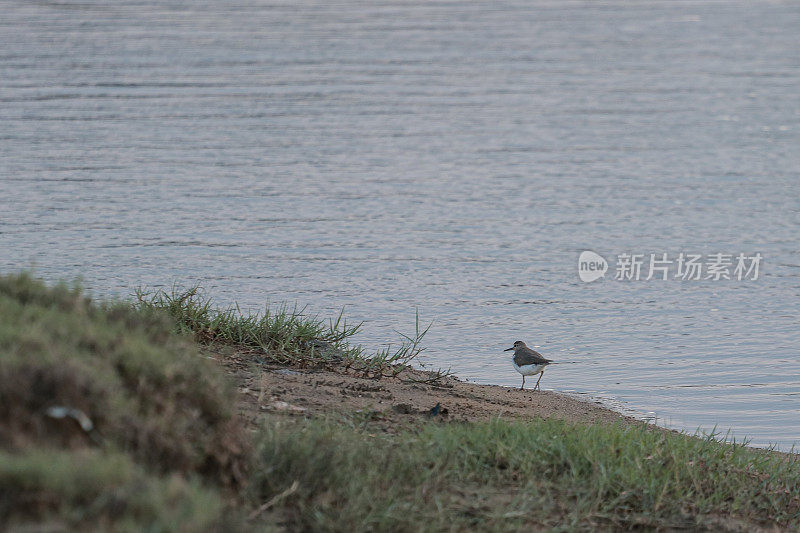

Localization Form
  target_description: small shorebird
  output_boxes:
[504,340,553,391]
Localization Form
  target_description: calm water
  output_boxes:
[2,0,800,448]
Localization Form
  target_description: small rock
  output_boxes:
[275,369,302,376]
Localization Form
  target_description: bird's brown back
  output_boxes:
[513,347,552,367]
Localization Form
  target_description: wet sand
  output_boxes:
[211,347,636,431]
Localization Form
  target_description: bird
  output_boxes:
[504,340,553,391]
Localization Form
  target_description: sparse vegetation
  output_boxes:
[134,285,449,381]
[2,273,800,531]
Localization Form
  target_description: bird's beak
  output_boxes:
[503,347,514,351]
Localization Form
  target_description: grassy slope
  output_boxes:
[0,273,247,530]
[2,273,800,531]
[255,416,800,531]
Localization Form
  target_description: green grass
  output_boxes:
[134,285,445,380]
[4,272,800,531]
[0,449,230,532]
[252,416,800,531]
[0,273,248,530]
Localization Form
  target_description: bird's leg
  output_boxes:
[520,375,525,390]
[534,371,544,391]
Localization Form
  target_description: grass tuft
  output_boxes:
[134,285,449,381]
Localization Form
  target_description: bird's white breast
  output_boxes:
[512,360,547,376]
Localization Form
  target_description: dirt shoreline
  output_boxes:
[212,347,637,431]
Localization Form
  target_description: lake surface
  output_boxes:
[2,0,799,449]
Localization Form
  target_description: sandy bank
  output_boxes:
[212,347,635,431]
